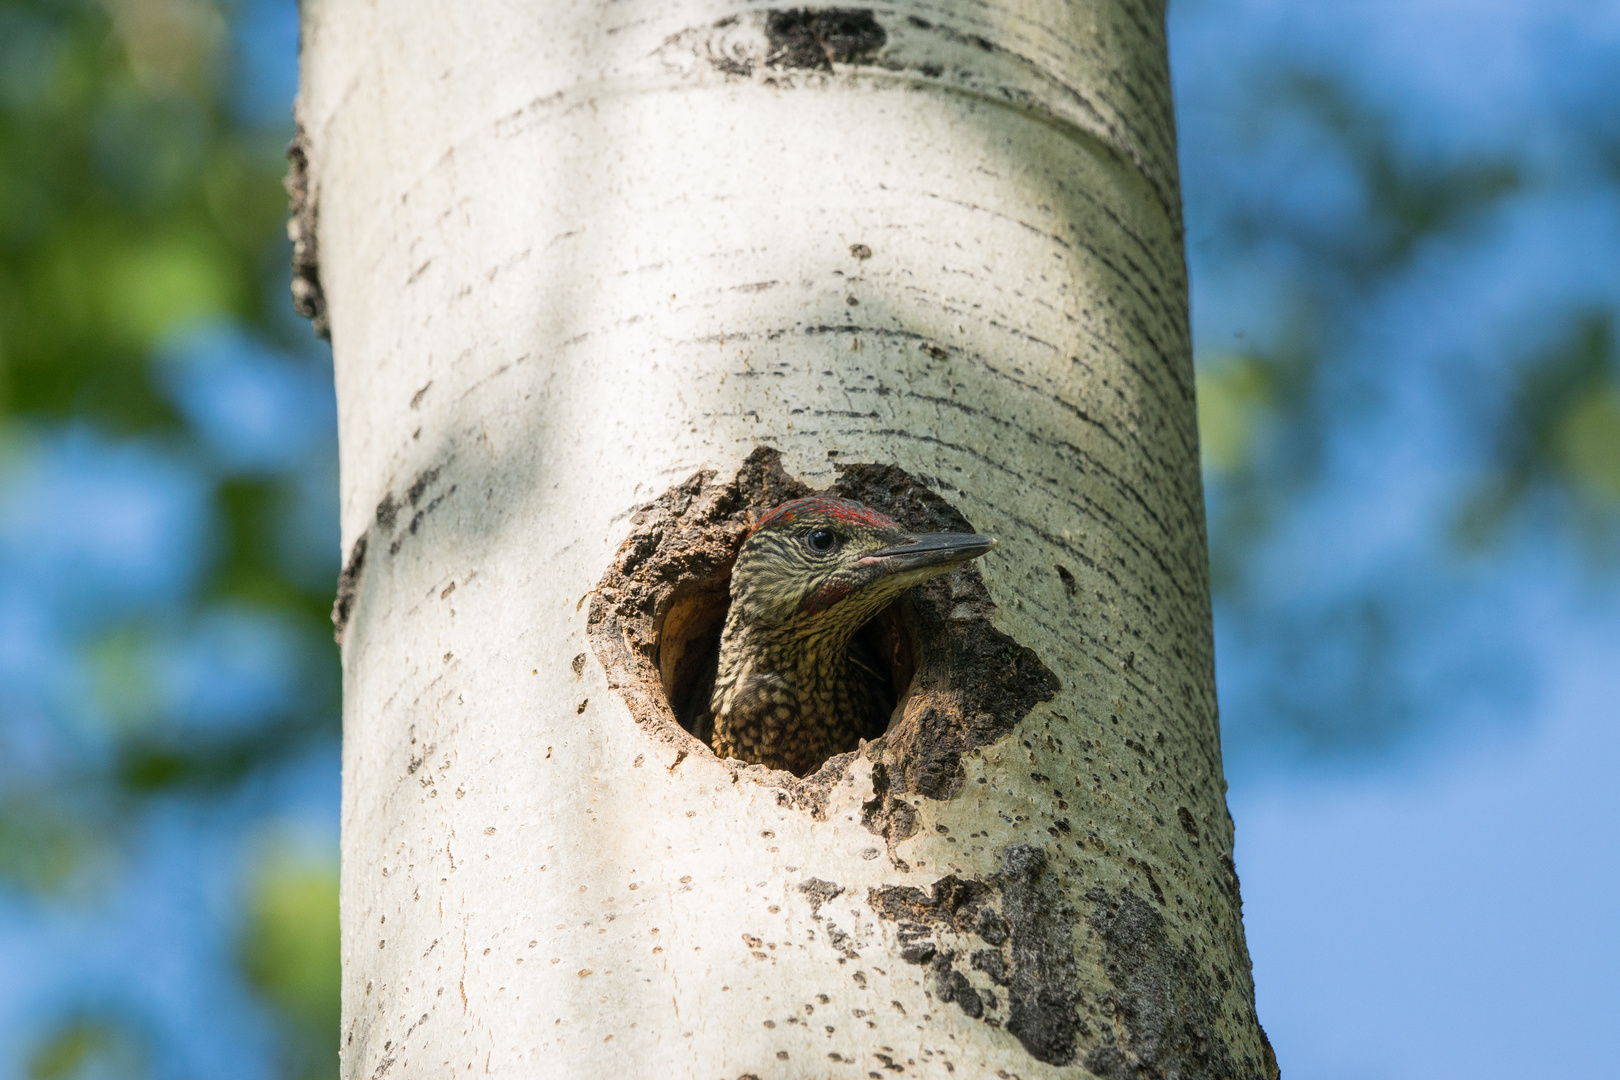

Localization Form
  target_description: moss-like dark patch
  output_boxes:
[765,9,888,71]
[868,844,1083,1065]
[1083,886,1264,1080]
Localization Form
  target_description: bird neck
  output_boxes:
[709,597,894,775]
[716,610,861,693]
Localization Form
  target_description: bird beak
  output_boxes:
[861,532,997,574]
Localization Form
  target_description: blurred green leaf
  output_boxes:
[216,477,320,610]
[1276,73,1522,280]
[1196,329,1325,594]
[241,840,340,1080]
[101,0,226,99]
[84,626,161,731]
[0,797,101,894]
[98,228,240,344]
[0,2,340,1075]
[112,702,337,794]
[1555,385,1620,502]
[1197,354,1276,475]
[0,0,291,431]
[27,1016,147,1080]
[1459,311,1620,544]
[1207,72,1526,562]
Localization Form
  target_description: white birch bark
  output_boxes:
[295,0,1275,1076]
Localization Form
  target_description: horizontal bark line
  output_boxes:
[337,376,1213,673]
[382,191,1188,410]
[385,119,1187,362]
[915,189,1189,374]
[669,318,1197,498]
[354,379,1212,642]
[835,376,1200,539]
[681,383,1209,606]
[374,228,1195,474]
[379,320,1203,550]
[702,416,1204,622]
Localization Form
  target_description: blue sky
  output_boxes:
[1229,568,1619,1076]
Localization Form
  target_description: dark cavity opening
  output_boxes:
[587,447,1057,804]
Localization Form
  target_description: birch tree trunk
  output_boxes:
[295,1,1277,1076]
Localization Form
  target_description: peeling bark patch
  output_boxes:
[868,845,1080,1064]
[765,9,887,71]
[860,760,916,868]
[332,533,368,644]
[284,125,328,341]
[1083,887,1244,1080]
[869,872,993,931]
[1259,1025,1282,1080]
[932,953,983,1017]
[587,449,1054,813]
[393,486,456,553]
[399,470,452,554]
[798,878,862,961]
[797,877,845,916]
[1220,853,1243,907]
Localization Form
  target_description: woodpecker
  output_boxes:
[709,496,995,775]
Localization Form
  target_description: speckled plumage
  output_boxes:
[709,497,994,775]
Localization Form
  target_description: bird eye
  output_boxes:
[806,528,837,554]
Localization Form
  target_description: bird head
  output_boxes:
[727,497,996,634]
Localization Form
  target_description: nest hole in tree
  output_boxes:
[587,447,1058,804]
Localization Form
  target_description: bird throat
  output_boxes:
[708,611,889,776]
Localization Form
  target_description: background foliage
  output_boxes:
[0,1,336,1077]
[0,1,1614,1077]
